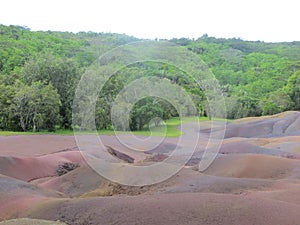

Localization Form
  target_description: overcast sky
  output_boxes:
[1,0,299,42]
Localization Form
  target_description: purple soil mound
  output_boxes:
[225,111,300,138]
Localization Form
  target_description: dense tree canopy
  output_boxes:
[0,24,300,131]
[12,82,61,131]
[284,70,300,110]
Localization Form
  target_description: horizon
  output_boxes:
[1,0,300,43]
[2,23,299,44]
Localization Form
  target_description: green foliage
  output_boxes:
[21,54,80,128]
[260,90,293,115]
[0,80,17,130]
[12,82,61,131]
[172,36,299,118]
[0,116,210,137]
[1,24,300,132]
[129,97,174,131]
[94,62,202,131]
[284,70,300,109]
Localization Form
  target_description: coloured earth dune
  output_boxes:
[0,111,300,225]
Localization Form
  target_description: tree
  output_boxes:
[285,70,300,110]
[2,23,300,131]
[0,83,16,130]
[130,97,166,131]
[95,98,111,130]
[21,54,80,128]
[35,83,62,131]
[260,90,293,115]
[12,82,61,131]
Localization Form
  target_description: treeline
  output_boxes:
[171,35,300,117]
[0,25,299,132]
[0,24,139,131]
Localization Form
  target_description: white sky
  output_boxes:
[1,0,299,42]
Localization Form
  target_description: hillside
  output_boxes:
[0,24,299,132]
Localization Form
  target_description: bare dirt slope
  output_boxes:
[0,111,300,225]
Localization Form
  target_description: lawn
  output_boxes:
[0,117,211,137]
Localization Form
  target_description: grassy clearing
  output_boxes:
[0,117,212,137]
[0,129,115,136]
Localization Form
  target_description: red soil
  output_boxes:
[1,112,300,225]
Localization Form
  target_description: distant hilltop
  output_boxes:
[0,24,299,132]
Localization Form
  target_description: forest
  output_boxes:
[0,24,299,132]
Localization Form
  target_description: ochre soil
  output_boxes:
[0,111,300,225]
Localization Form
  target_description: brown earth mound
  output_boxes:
[204,154,300,179]
[1,111,300,225]
[225,111,300,138]
[0,135,76,157]
[26,193,300,225]
[0,151,85,182]
[162,168,276,194]
[38,165,106,197]
[250,183,300,205]
[0,174,63,220]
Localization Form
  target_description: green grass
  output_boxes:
[0,116,212,137]
[0,129,116,136]
[0,130,73,136]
